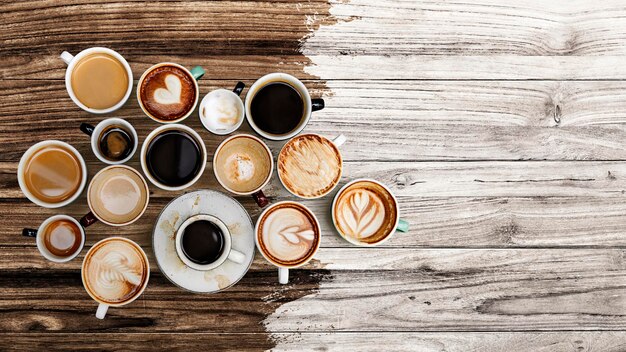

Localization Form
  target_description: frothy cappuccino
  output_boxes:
[214,135,272,194]
[88,166,149,225]
[139,64,197,122]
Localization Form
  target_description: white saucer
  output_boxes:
[152,190,255,293]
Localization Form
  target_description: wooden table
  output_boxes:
[2,1,626,351]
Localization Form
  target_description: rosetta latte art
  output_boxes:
[261,208,316,263]
[336,189,386,240]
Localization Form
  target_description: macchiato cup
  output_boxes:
[277,133,346,199]
[60,47,133,114]
[80,118,138,165]
[22,215,85,263]
[200,82,245,135]
[18,140,87,208]
[245,73,324,140]
[213,134,273,207]
[81,237,150,319]
[255,201,321,284]
[332,179,409,246]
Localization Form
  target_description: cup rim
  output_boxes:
[86,165,150,227]
[63,47,133,114]
[81,236,150,307]
[199,88,245,135]
[331,178,401,247]
[212,133,274,195]
[35,214,85,263]
[175,214,233,271]
[244,72,312,141]
[254,201,321,268]
[276,133,343,199]
[140,124,208,191]
[136,62,200,124]
[18,140,88,208]
[90,117,138,165]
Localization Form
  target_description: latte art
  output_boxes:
[336,189,385,240]
[153,75,182,105]
[139,65,197,121]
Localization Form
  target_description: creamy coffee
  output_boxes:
[82,238,148,304]
[201,89,243,132]
[257,202,320,266]
[71,53,129,110]
[214,135,272,194]
[139,65,197,121]
[277,134,342,198]
[88,166,149,225]
[42,219,82,257]
[334,180,398,244]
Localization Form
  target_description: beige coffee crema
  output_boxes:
[278,134,342,198]
[88,167,148,225]
[214,136,272,193]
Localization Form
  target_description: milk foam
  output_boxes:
[336,189,386,240]
[225,153,255,182]
[153,75,182,105]
[201,89,242,132]
[261,207,316,263]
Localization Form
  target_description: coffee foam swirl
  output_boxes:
[139,65,196,121]
[260,206,318,265]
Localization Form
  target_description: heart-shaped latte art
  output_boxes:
[338,189,386,240]
[153,74,182,105]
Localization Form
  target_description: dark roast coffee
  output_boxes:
[250,82,304,135]
[98,126,133,161]
[181,220,224,264]
[146,130,202,187]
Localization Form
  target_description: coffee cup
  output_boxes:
[277,133,346,199]
[18,140,87,208]
[60,47,133,114]
[200,82,245,135]
[255,201,321,284]
[22,215,85,263]
[80,118,138,165]
[213,134,273,207]
[245,73,324,140]
[175,214,246,271]
[140,124,207,191]
[81,237,149,319]
[332,179,409,246]
[137,62,205,124]
[80,165,149,227]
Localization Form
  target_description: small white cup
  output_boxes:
[200,82,245,135]
[80,118,138,164]
[22,215,85,263]
[60,47,133,114]
[175,214,246,271]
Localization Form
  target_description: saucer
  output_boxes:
[152,190,255,293]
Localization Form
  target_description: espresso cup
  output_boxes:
[82,237,150,319]
[332,179,409,246]
[140,124,207,191]
[22,215,85,263]
[18,140,88,208]
[175,214,246,271]
[200,82,245,135]
[60,47,133,114]
[137,62,205,124]
[80,118,138,165]
[255,201,321,284]
[213,134,273,207]
[80,165,150,227]
[277,133,346,199]
[245,73,324,140]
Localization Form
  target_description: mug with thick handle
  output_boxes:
[80,118,138,165]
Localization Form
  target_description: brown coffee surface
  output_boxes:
[334,180,398,244]
[71,53,129,110]
[257,203,319,266]
[43,219,82,257]
[83,238,148,304]
[277,134,342,198]
[23,145,82,203]
[214,136,272,193]
[88,166,148,225]
[139,65,197,121]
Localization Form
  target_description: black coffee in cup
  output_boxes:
[98,126,133,161]
[146,130,202,187]
[181,220,224,264]
[250,82,304,135]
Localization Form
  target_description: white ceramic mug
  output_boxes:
[175,214,246,271]
[79,118,138,164]
[60,47,133,114]
[22,215,85,263]
[199,82,245,135]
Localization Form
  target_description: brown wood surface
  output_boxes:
[2,0,626,351]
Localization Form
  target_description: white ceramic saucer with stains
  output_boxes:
[152,189,255,293]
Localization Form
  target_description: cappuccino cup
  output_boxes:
[80,118,138,165]
[22,215,85,263]
[60,47,133,114]
[200,82,245,135]
[332,179,409,246]
[213,134,273,207]
[255,201,321,284]
[81,237,149,319]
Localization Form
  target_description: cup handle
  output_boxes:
[96,303,109,319]
[312,98,325,112]
[227,249,246,264]
[80,122,95,136]
[233,82,245,96]
[252,190,269,208]
[396,219,409,233]
[278,267,289,285]
[22,228,37,237]
[60,51,74,65]
[190,66,205,80]
[80,212,98,227]
[332,134,347,147]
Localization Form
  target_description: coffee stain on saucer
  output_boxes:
[215,275,230,290]
[159,211,180,240]
[227,222,242,236]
